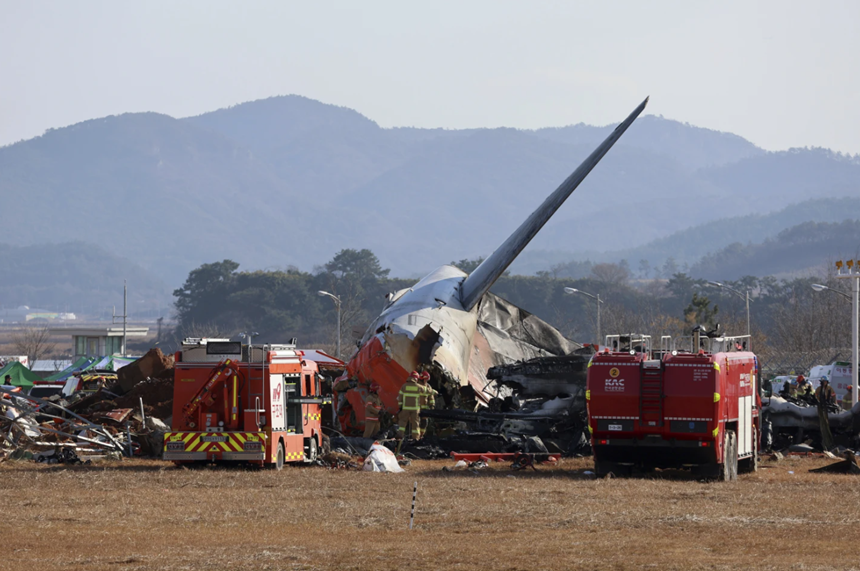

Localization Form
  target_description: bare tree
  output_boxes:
[12,325,56,366]
[591,263,630,285]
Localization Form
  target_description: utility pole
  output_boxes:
[835,260,860,406]
[707,281,751,339]
[112,280,128,356]
[318,291,342,358]
[564,287,604,346]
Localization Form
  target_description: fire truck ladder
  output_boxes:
[639,360,664,427]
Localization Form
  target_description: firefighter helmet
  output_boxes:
[369,383,380,393]
[420,371,431,381]
[410,371,420,379]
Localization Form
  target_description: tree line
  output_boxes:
[171,249,856,370]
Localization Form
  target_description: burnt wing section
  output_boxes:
[476,292,581,368]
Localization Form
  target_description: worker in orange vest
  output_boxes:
[364,384,383,439]
[396,371,423,440]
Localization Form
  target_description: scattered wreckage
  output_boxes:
[762,393,859,451]
[0,348,174,465]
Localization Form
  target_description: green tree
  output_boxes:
[173,260,240,328]
[684,293,718,329]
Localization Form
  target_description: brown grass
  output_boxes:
[2,455,859,571]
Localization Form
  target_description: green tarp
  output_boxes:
[0,361,40,388]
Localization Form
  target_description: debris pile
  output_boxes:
[0,348,175,463]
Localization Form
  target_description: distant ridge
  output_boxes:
[2,94,859,289]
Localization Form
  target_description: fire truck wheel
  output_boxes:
[726,430,738,481]
[275,441,285,471]
[739,427,759,474]
[306,437,318,462]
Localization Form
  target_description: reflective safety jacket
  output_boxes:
[419,383,437,409]
[843,391,853,411]
[398,379,423,411]
[365,397,382,421]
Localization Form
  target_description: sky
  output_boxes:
[2,1,859,153]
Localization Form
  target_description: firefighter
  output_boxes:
[843,387,854,411]
[816,377,836,406]
[816,377,836,450]
[396,372,423,440]
[364,384,383,439]
[417,371,438,440]
[795,375,813,400]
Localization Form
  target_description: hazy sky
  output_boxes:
[2,1,859,153]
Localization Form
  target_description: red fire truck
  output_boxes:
[587,329,760,480]
[163,338,330,469]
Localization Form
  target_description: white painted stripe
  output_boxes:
[591,415,638,420]
[665,417,712,421]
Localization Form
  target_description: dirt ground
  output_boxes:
[3,455,859,571]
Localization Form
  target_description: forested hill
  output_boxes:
[689,219,860,280]
[514,196,860,276]
[3,94,859,288]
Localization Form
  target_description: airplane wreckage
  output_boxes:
[332,97,649,454]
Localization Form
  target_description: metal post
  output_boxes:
[832,264,859,406]
[596,293,601,346]
[745,289,751,339]
[853,274,859,406]
[318,291,342,359]
[336,300,341,360]
[409,481,417,530]
[122,280,127,357]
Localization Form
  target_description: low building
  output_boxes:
[49,326,149,358]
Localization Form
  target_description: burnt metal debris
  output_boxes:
[0,349,174,464]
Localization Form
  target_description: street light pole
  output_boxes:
[564,287,604,345]
[833,261,860,406]
[318,291,342,359]
[707,281,751,338]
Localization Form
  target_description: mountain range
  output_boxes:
[2,94,859,299]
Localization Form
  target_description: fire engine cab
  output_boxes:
[163,338,330,469]
[587,329,760,480]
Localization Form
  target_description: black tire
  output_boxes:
[306,437,318,462]
[275,441,285,471]
[739,427,759,474]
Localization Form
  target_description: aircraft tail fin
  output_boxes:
[459,97,649,312]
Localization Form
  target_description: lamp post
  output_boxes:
[564,287,603,345]
[707,281,751,338]
[811,283,851,300]
[832,261,860,406]
[318,291,342,359]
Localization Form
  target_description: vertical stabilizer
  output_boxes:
[459,97,649,311]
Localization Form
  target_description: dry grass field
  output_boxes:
[3,455,859,571]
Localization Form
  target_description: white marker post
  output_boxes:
[409,481,417,530]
